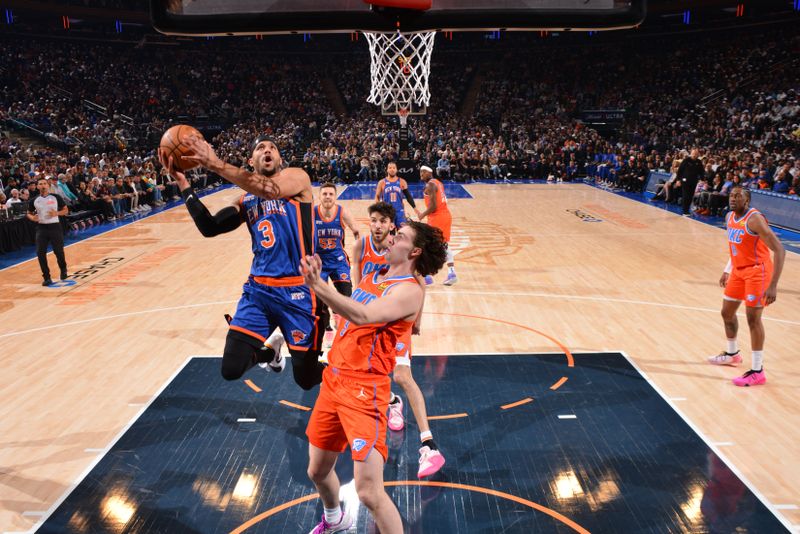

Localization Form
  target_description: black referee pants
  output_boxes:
[36,223,67,280]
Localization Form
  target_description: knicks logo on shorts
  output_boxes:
[291,329,306,344]
[353,438,367,452]
[339,273,350,281]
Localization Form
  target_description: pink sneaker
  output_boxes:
[387,396,404,431]
[732,369,766,387]
[707,351,742,366]
[417,445,445,478]
[308,509,353,534]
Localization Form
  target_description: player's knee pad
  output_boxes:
[221,330,262,381]
[333,280,352,297]
[289,348,324,390]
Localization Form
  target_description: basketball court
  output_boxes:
[1,0,799,532]
[1,183,798,533]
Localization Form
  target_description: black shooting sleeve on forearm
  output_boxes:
[181,187,242,237]
[403,188,417,209]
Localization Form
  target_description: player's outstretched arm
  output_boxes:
[181,136,311,200]
[160,152,243,237]
[341,206,361,241]
[749,213,785,304]
[302,254,422,325]
[417,181,437,220]
[351,237,364,286]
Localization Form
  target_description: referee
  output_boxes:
[27,177,69,286]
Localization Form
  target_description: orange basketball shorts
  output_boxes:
[306,367,391,462]
[428,212,452,243]
[724,263,773,308]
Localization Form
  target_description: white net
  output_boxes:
[364,31,436,116]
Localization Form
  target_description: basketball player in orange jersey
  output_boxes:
[375,161,421,228]
[416,165,457,286]
[708,187,784,386]
[353,202,446,478]
[169,134,328,391]
[301,221,447,534]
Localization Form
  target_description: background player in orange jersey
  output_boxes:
[708,187,784,387]
[301,221,447,534]
[416,165,457,286]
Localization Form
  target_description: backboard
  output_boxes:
[151,0,646,36]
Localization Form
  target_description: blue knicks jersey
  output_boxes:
[241,194,314,278]
[382,178,405,220]
[315,205,346,262]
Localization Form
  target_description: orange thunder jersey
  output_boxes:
[328,270,417,376]
[726,208,772,270]
[424,178,450,216]
[358,235,389,280]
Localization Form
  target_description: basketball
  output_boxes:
[159,124,203,172]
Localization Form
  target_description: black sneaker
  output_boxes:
[60,271,68,280]
[42,278,53,286]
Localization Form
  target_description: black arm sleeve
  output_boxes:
[402,188,417,209]
[181,187,243,237]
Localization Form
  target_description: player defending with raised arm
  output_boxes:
[417,164,457,286]
[301,220,447,534]
[375,161,420,228]
[352,201,446,478]
[169,134,328,390]
[707,186,785,386]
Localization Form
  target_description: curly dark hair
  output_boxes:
[405,221,448,277]
[368,201,396,222]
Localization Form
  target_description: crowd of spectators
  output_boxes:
[2,22,799,231]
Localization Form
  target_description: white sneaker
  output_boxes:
[258,331,285,373]
[443,273,458,286]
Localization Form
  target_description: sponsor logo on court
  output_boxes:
[582,203,649,229]
[352,438,367,452]
[69,257,126,280]
[566,208,603,222]
[59,247,189,306]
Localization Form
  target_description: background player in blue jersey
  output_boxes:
[315,182,360,343]
[162,134,327,391]
[375,161,420,228]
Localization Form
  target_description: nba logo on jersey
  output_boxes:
[291,329,306,344]
[352,438,367,452]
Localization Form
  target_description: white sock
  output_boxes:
[448,265,455,275]
[324,505,342,524]
[390,392,398,404]
[751,351,763,371]
[726,338,738,354]
[420,430,433,443]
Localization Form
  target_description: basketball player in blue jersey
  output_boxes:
[162,135,327,391]
[375,161,421,228]
[315,182,360,344]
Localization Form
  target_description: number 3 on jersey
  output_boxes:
[258,220,275,249]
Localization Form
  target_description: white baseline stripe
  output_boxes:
[620,350,796,532]
[25,356,198,534]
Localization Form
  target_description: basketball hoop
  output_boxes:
[364,30,436,117]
